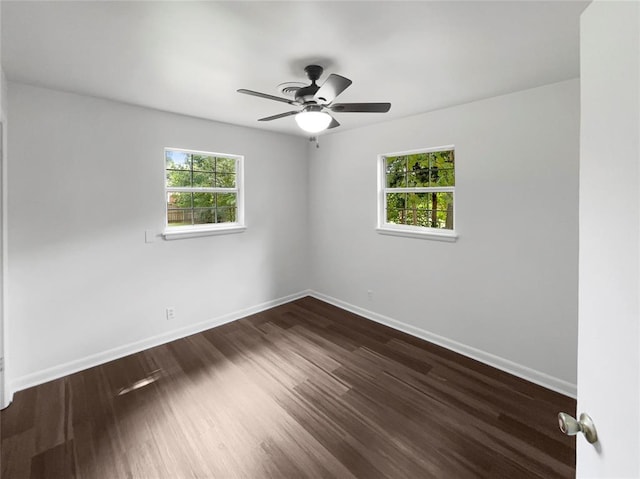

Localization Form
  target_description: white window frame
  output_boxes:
[163,147,246,240]
[377,145,457,242]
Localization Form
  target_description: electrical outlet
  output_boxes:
[166,307,176,321]
[367,290,373,300]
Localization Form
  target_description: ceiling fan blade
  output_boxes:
[238,89,297,105]
[314,74,352,104]
[327,117,340,129]
[330,102,391,113]
[258,111,299,122]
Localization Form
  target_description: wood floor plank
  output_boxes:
[30,440,76,479]
[1,297,576,478]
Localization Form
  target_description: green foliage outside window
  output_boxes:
[166,151,238,227]
[385,149,454,230]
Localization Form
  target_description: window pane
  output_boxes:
[406,154,430,187]
[215,173,236,188]
[165,150,191,170]
[167,191,192,209]
[216,193,236,207]
[429,150,455,186]
[407,166,430,187]
[386,193,406,224]
[216,157,236,173]
[167,208,193,227]
[191,154,215,172]
[431,149,454,169]
[193,192,215,208]
[404,193,431,226]
[193,208,216,225]
[406,192,429,208]
[386,156,407,187]
[192,171,216,188]
[166,169,191,187]
[432,167,455,187]
[427,192,454,229]
[387,192,406,208]
[409,167,427,187]
[216,207,237,223]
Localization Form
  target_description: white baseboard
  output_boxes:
[9,289,576,400]
[309,290,577,398]
[10,290,312,395]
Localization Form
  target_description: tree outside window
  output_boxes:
[165,148,243,230]
[380,147,455,233]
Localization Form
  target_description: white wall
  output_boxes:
[308,79,580,394]
[7,82,309,388]
[0,0,8,408]
[0,71,6,408]
[578,1,640,476]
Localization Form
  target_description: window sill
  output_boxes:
[163,225,247,240]
[376,226,458,242]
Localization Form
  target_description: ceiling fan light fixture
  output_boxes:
[295,109,332,133]
[238,64,391,132]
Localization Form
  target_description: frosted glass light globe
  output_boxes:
[295,110,332,133]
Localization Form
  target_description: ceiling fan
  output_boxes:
[237,65,391,134]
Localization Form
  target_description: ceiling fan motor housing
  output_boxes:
[295,84,320,104]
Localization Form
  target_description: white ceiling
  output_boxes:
[2,1,588,137]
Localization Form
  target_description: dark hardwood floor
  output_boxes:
[1,297,576,478]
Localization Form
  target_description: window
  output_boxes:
[164,148,245,238]
[377,146,456,240]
